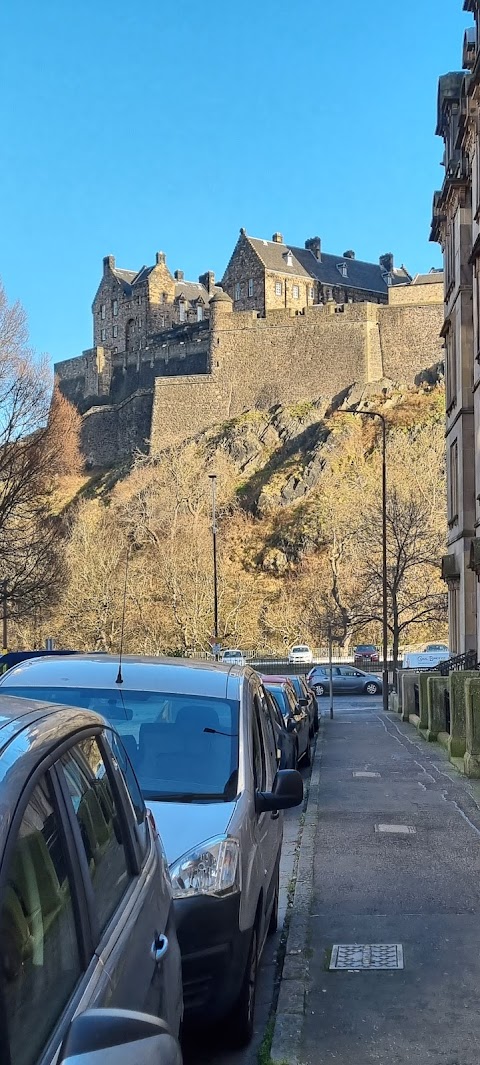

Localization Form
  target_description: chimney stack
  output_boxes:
[174,270,184,281]
[272,232,283,243]
[103,255,115,274]
[379,253,394,273]
[343,249,355,259]
[199,270,215,294]
[305,237,321,261]
[156,251,166,265]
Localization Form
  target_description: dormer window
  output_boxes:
[337,263,348,278]
[283,250,293,267]
[179,301,186,322]
[197,304,204,321]
[386,274,392,286]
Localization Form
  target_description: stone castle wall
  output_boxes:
[58,283,444,465]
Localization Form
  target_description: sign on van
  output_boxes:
[403,650,450,670]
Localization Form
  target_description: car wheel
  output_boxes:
[315,684,325,696]
[228,923,258,1048]
[365,682,380,695]
[268,867,279,935]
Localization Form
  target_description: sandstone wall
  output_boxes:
[81,390,153,467]
[379,302,444,382]
[150,376,226,453]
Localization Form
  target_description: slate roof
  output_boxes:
[245,236,411,295]
[175,281,219,304]
[411,271,444,285]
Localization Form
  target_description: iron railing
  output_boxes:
[437,650,478,677]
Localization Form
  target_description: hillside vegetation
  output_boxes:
[13,378,447,660]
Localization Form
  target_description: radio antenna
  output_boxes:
[116,547,131,685]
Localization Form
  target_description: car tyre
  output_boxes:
[365,682,380,695]
[228,923,258,1048]
[315,684,325,696]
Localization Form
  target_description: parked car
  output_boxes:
[221,649,247,665]
[307,665,382,696]
[0,655,303,1048]
[0,693,183,1065]
[262,676,311,767]
[353,644,379,663]
[263,687,297,770]
[287,645,313,665]
[288,673,319,734]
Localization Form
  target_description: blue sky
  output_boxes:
[0,0,468,365]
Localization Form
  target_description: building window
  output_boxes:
[445,329,457,409]
[448,439,459,524]
[159,315,165,328]
[197,305,204,321]
[309,287,314,300]
[234,283,241,301]
[112,299,118,316]
[101,304,106,319]
[386,274,392,286]
[138,295,142,304]
[248,278,254,297]
[112,346,118,354]
[101,328,106,342]
[337,263,348,278]
[275,281,282,296]
[292,284,300,299]
[179,302,186,322]
[450,580,460,654]
[137,318,142,330]
[112,324,118,338]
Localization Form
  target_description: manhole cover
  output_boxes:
[353,771,381,779]
[375,823,416,835]
[330,944,404,970]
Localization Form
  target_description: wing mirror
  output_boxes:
[256,769,304,813]
[58,1008,182,1065]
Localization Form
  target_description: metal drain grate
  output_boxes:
[353,771,381,779]
[330,944,404,970]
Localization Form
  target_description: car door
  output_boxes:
[256,691,283,934]
[0,768,97,1065]
[337,667,360,693]
[56,732,180,1033]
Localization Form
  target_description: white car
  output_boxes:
[221,648,247,665]
[288,645,313,665]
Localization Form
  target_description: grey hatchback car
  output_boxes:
[0,694,183,1065]
[307,665,382,695]
[0,655,303,1048]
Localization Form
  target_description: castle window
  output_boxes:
[179,302,186,322]
[138,295,141,305]
[101,328,106,341]
[385,274,392,286]
[309,287,314,300]
[112,299,118,316]
[248,278,254,297]
[197,305,204,321]
[126,318,135,351]
[137,318,142,330]
[234,283,241,301]
[101,304,106,319]
[275,281,282,296]
[284,250,293,267]
[292,284,300,299]
[112,347,118,354]
[159,315,165,328]
[337,263,348,278]
[113,325,118,338]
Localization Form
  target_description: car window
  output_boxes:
[0,776,82,1065]
[257,694,278,785]
[265,690,285,730]
[340,668,357,676]
[252,701,266,792]
[2,686,240,803]
[102,729,148,858]
[59,738,133,937]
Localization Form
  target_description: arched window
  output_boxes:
[126,318,135,351]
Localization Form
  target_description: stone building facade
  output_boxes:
[221,229,411,315]
[431,2,480,657]
[55,235,444,468]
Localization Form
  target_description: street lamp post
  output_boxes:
[346,409,389,713]
[208,474,219,660]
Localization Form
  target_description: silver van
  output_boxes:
[0,655,303,1047]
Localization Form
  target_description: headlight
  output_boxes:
[170,836,240,899]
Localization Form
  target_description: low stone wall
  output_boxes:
[426,676,450,741]
[464,677,480,777]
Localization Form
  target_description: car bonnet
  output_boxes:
[148,799,237,867]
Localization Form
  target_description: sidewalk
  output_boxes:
[273,698,480,1065]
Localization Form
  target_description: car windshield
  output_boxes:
[223,651,242,658]
[1,685,240,802]
[292,646,309,653]
[356,645,376,652]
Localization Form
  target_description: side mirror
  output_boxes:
[256,769,304,813]
[58,1008,182,1065]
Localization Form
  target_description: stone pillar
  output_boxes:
[401,672,418,722]
[464,677,480,777]
[418,672,436,730]
[426,676,449,741]
[395,670,408,714]
[449,671,478,759]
